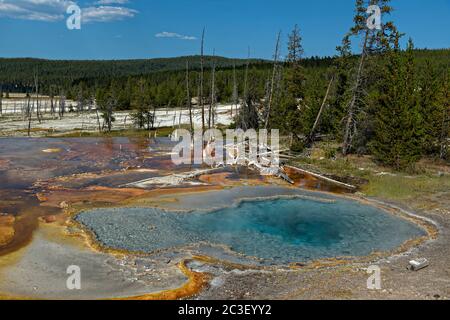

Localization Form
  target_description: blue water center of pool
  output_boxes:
[76,197,426,263]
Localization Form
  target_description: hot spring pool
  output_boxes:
[76,196,426,263]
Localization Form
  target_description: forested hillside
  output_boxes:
[0,0,448,170]
[0,50,446,108]
[0,56,267,89]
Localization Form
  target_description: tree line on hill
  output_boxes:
[0,0,448,170]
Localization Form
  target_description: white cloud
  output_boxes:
[0,0,73,21]
[82,6,137,23]
[95,0,129,4]
[0,0,137,23]
[155,31,197,41]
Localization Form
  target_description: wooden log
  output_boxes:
[284,165,356,190]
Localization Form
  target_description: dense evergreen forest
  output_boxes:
[0,50,445,110]
[0,0,448,170]
[0,55,268,90]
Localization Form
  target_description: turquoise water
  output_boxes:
[76,197,426,263]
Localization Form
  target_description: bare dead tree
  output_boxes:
[77,86,84,114]
[342,31,369,155]
[0,84,3,116]
[34,70,42,124]
[186,61,193,133]
[93,108,100,132]
[306,75,335,147]
[209,50,217,128]
[200,27,206,133]
[87,94,94,112]
[264,31,282,129]
[243,47,250,103]
[59,90,66,119]
[178,103,183,129]
[26,91,32,136]
[237,47,250,130]
[231,62,238,117]
[49,85,56,116]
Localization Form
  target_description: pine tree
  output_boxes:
[131,79,154,130]
[236,48,260,131]
[286,25,305,99]
[329,36,352,137]
[96,87,116,132]
[341,0,399,155]
[438,73,450,160]
[370,38,423,170]
[270,25,306,150]
[418,60,446,155]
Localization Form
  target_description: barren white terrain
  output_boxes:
[0,101,240,136]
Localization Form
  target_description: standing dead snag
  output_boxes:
[26,90,32,136]
[49,85,56,117]
[77,85,85,114]
[342,31,369,155]
[243,47,250,103]
[232,61,238,117]
[0,84,3,116]
[200,28,206,133]
[209,50,217,128]
[34,69,42,124]
[186,61,193,134]
[265,31,282,129]
[306,75,335,147]
[59,90,66,119]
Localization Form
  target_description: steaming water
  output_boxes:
[76,197,426,263]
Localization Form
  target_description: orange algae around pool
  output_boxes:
[119,260,209,300]
[2,137,434,300]
[0,215,15,246]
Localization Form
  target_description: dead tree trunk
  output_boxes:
[151,105,157,130]
[440,95,450,160]
[342,31,369,156]
[0,84,3,116]
[200,28,206,133]
[77,88,84,114]
[232,62,238,118]
[209,50,216,128]
[306,75,335,147]
[95,109,101,132]
[27,92,32,137]
[264,31,282,129]
[34,71,42,124]
[178,104,183,129]
[50,89,55,117]
[238,47,251,130]
[243,47,250,103]
[59,91,66,119]
[186,61,193,133]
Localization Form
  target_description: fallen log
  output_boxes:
[248,161,294,184]
[284,165,356,191]
[121,168,223,188]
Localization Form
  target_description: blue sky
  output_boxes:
[0,0,449,60]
